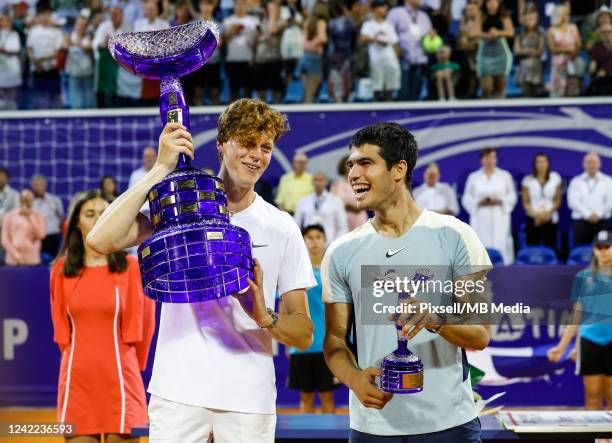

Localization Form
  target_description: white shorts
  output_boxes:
[148,395,276,443]
[370,61,401,92]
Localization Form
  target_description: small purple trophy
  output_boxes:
[108,22,254,302]
[379,271,426,394]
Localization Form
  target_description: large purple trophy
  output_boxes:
[108,22,254,302]
[379,270,426,394]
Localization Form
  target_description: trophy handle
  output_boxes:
[160,74,191,169]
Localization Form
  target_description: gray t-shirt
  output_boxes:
[321,209,491,436]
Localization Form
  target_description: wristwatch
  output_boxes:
[426,312,447,334]
[259,308,279,329]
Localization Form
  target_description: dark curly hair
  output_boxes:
[349,122,418,190]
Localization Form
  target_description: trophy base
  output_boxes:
[380,350,424,394]
[138,220,253,303]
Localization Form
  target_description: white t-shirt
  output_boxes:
[223,15,259,62]
[26,25,63,72]
[293,191,349,246]
[0,29,22,88]
[360,19,399,66]
[567,171,612,220]
[148,194,317,414]
[413,182,459,215]
[521,172,562,223]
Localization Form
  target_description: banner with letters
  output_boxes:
[0,265,584,407]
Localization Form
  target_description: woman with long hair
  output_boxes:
[50,189,155,443]
[470,0,514,98]
[300,1,328,102]
[548,230,612,410]
[547,4,581,97]
[521,153,561,251]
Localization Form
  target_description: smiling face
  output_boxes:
[347,143,405,211]
[77,197,108,240]
[218,133,274,189]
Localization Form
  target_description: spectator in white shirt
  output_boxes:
[0,13,22,110]
[31,174,64,258]
[567,152,612,247]
[26,5,63,109]
[294,171,348,245]
[360,0,401,102]
[412,162,459,215]
[462,147,517,264]
[521,153,562,251]
[223,0,259,101]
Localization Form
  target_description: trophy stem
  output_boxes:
[160,74,191,169]
[396,336,410,356]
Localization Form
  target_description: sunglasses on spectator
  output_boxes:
[595,244,611,250]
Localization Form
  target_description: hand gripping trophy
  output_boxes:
[379,269,427,394]
[108,22,254,303]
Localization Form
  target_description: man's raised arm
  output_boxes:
[87,123,194,254]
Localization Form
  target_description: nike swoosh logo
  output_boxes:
[386,247,406,258]
[252,244,269,248]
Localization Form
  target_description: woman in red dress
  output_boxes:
[50,189,155,442]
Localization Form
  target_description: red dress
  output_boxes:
[50,255,155,435]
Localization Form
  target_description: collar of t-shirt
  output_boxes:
[230,193,262,220]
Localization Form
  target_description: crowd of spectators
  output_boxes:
[0,146,609,266]
[0,0,610,109]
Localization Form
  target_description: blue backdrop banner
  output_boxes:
[0,265,584,408]
[1,100,611,224]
